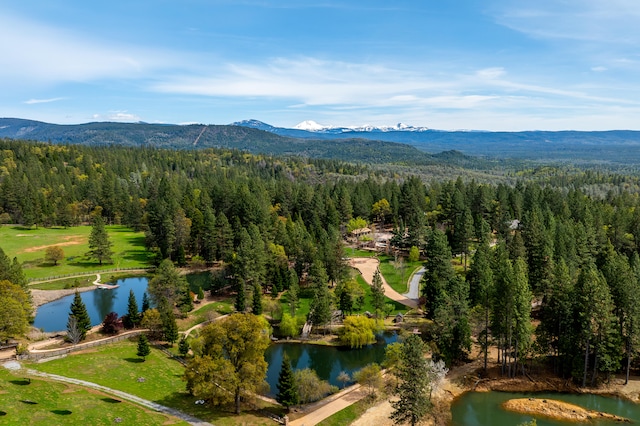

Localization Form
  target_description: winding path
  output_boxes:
[6,364,213,426]
[403,267,424,300]
[349,258,419,309]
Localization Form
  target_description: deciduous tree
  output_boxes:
[340,315,381,348]
[184,313,271,414]
[45,245,64,266]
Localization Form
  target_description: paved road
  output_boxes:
[25,368,212,426]
[403,267,424,300]
[289,383,367,426]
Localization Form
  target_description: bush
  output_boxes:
[101,312,121,334]
[295,368,338,403]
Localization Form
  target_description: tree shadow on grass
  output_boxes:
[51,409,73,415]
[9,379,31,386]
[121,250,150,263]
[0,410,6,416]
[20,400,38,405]
[124,357,145,363]
[156,391,223,423]
[102,398,121,404]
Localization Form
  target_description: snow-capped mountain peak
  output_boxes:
[292,120,428,133]
[294,120,327,131]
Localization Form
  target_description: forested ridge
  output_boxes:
[3,137,640,385]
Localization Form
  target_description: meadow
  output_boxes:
[0,366,188,425]
[0,225,152,280]
[28,339,282,425]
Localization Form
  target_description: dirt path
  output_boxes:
[349,258,418,309]
[289,383,368,426]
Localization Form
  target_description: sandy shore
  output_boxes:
[30,286,96,308]
[503,398,630,423]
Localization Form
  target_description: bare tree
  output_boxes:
[66,316,82,344]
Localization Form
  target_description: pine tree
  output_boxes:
[85,215,114,265]
[573,262,618,386]
[288,272,299,316]
[125,289,140,329]
[390,334,431,426]
[467,240,494,371]
[308,260,332,329]
[370,268,386,317]
[68,290,91,341]
[137,334,151,360]
[422,229,455,319]
[141,292,150,313]
[197,286,205,301]
[163,311,179,346]
[252,283,263,315]
[276,355,299,411]
[178,336,190,357]
[235,279,246,313]
[433,276,471,365]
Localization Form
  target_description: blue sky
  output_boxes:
[2,0,640,130]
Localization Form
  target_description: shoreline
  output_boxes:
[31,286,97,310]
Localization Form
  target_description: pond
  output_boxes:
[451,390,640,425]
[33,277,149,332]
[264,332,397,397]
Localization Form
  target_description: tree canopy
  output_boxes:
[184,313,271,414]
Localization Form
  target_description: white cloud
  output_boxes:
[0,13,174,85]
[91,111,141,122]
[23,97,66,105]
[493,0,640,44]
[591,66,607,72]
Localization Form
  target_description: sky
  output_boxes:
[2,0,640,131]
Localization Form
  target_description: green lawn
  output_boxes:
[377,255,423,294]
[345,248,378,258]
[317,398,370,426]
[354,274,406,315]
[0,225,152,280]
[0,367,188,425]
[178,299,234,331]
[28,339,280,424]
[29,271,149,290]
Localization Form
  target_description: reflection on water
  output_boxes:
[451,390,640,425]
[264,332,397,397]
[33,277,149,332]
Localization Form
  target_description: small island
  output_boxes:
[502,398,630,423]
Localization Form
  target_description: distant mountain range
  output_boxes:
[231,119,640,164]
[0,117,452,165]
[3,117,640,165]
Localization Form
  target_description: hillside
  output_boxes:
[232,120,640,164]
[0,118,446,165]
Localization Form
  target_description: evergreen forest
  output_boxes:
[3,137,640,386]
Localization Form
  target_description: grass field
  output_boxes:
[378,255,423,294]
[177,299,234,331]
[28,339,281,425]
[0,367,188,425]
[317,398,371,426]
[0,225,152,280]
[29,271,148,290]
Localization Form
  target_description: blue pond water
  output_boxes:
[264,332,397,397]
[451,390,640,425]
[33,277,149,332]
